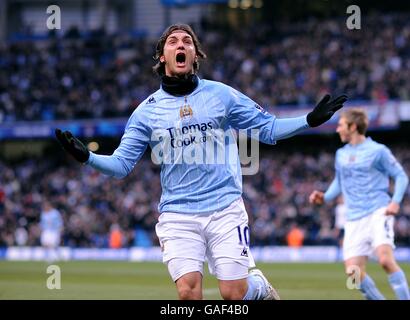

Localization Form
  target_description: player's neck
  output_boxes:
[349,134,366,146]
[161,73,199,96]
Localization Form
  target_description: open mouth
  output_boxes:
[176,52,186,65]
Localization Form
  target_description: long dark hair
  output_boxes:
[153,24,207,76]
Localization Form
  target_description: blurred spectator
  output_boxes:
[15,225,28,246]
[109,224,123,249]
[286,223,305,247]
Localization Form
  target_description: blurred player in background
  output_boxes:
[55,23,347,300]
[40,201,63,264]
[309,108,410,300]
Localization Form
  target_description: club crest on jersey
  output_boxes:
[349,155,356,163]
[180,96,193,119]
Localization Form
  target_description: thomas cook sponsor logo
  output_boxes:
[150,127,260,174]
[166,122,213,148]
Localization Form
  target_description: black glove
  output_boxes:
[307,94,348,127]
[55,129,90,163]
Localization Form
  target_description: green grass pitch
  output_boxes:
[0,261,409,299]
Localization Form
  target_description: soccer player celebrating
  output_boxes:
[56,24,347,300]
[309,108,410,300]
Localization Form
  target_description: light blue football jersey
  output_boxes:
[87,78,309,213]
[41,209,63,232]
[324,137,409,220]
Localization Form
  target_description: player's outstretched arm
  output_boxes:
[307,94,348,127]
[55,120,148,179]
[271,94,348,141]
[225,86,348,143]
[55,129,90,163]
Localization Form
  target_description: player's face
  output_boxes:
[336,117,353,143]
[161,31,197,77]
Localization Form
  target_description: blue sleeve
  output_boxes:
[86,108,150,178]
[375,147,409,203]
[273,116,310,140]
[324,153,342,202]
[226,87,309,144]
[324,176,342,202]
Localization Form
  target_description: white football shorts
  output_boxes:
[343,206,395,260]
[40,230,61,248]
[155,197,256,281]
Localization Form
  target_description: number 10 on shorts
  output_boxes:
[237,226,250,246]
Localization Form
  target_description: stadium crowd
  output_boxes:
[0,13,410,122]
[1,145,410,248]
